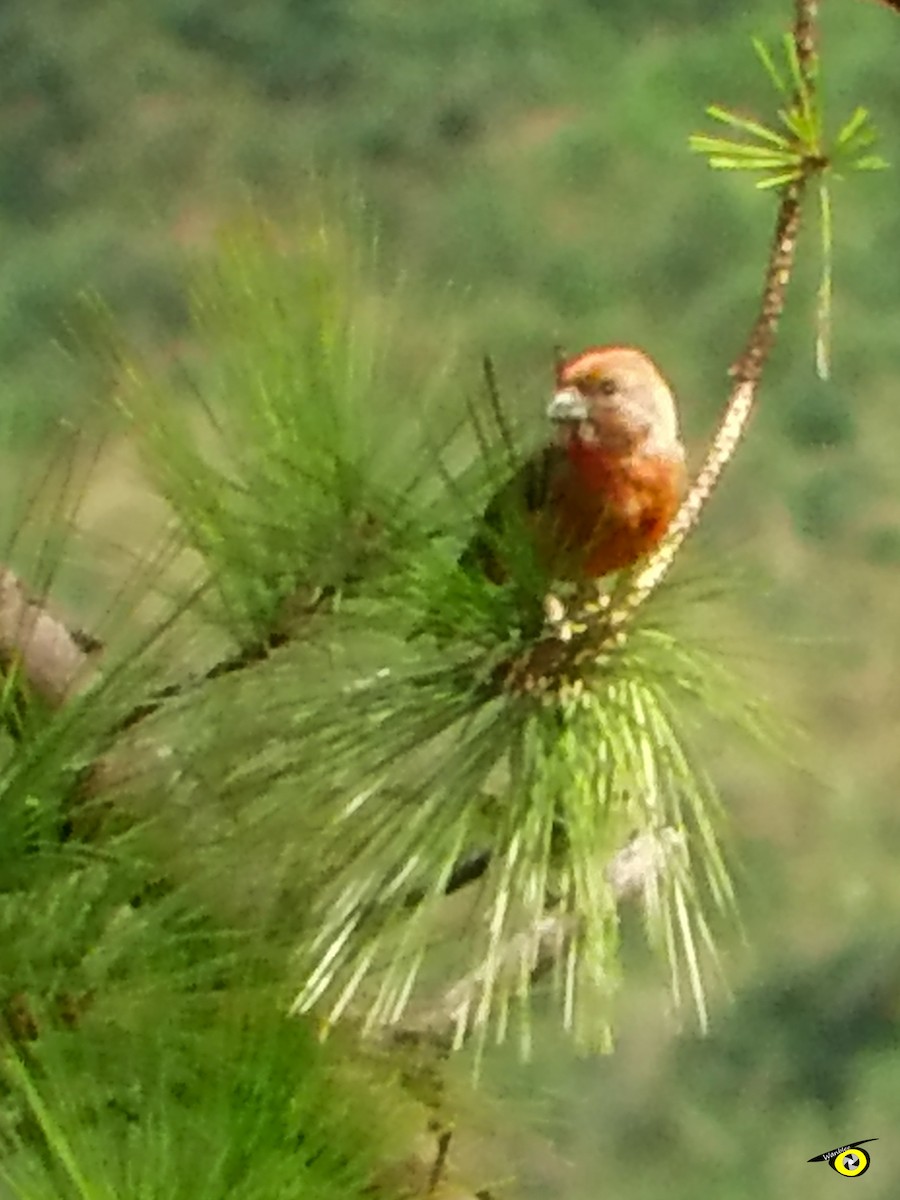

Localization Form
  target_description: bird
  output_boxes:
[413,345,689,907]
[462,344,687,587]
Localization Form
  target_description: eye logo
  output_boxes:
[808,1139,877,1177]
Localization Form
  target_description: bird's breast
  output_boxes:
[549,445,685,578]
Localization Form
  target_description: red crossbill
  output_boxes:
[464,345,687,585]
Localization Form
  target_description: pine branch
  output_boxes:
[498,0,823,694]
[614,0,819,620]
[407,829,684,1045]
[0,565,102,709]
[616,181,806,620]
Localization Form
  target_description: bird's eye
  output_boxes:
[596,377,618,396]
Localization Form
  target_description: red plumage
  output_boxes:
[464,345,686,584]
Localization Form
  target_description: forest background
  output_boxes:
[1,0,900,1196]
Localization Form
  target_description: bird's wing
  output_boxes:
[459,444,565,581]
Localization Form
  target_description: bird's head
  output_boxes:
[548,345,682,458]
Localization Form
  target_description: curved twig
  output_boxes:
[498,0,823,695]
[613,181,806,625]
[611,0,819,628]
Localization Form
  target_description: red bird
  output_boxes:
[464,345,686,584]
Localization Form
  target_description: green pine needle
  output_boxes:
[279,583,767,1054]
[690,29,887,378]
[6,210,785,1068]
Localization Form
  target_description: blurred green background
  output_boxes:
[3,0,900,1194]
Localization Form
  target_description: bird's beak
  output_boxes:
[547,387,588,423]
